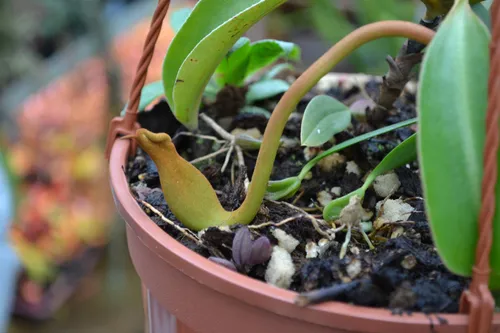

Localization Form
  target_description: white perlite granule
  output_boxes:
[373,172,401,197]
[265,246,295,289]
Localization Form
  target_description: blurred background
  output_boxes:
[0,0,424,332]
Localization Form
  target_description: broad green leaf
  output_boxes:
[260,63,294,81]
[417,0,491,278]
[165,0,287,130]
[120,81,164,116]
[215,39,252,86]
[265,177,301,200]
[323,134,417,221]
[245,40,301,81]
[231,37,251,53]
[169,8,192,33]
[245,79,290,103]
[239,105,272,118]
[267,119,417,201]
[300,95,351,147]
[471,3,491,30]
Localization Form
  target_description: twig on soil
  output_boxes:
[235,145,250,189]
[200,113,233,141]
[300,206,322,213]
[199,114,249,184]
[268,200,335,239]
[360,228,375,250]
[231,160,236,185]
[140,200,201,244]
[375,187,398,220]
[403,196,424,202]
[221,140,235,173]
[249,215,303,229]
[295,280,363,307]
[383,220,415,226]
[174,131,225,144]
[331,223,346,233]
[189,146,230,164]
[339,224,352,259]
[291,188,305,205]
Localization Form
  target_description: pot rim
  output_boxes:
[109,138,500,331]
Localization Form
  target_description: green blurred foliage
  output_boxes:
[0,0,39,90]
[0,0,120,89]
[267,0,421,73]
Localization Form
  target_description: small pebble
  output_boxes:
[272,229,300,253]
[401,254,417,270]
[331,187,342,196]
[317,191,333,207]
[346,259,362,279]
[305,241,319,258]
[373,172,401,197]
[376,199,414,223]
[346,161,361,176]
[317,238,332,257]
[391,226,405,239]
[231,127,262,139]
[265,246,295,289]
[280,137,299,149]
[303,147,319,161]
[318,153,346,173]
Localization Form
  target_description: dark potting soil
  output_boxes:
[124,76,469,314]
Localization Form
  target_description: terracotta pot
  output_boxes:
[109,138,500,333]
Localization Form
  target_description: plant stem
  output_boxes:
[368,18,441,126]
[360,228,375,250]
[232,21,434,225]
[297,118,416,180]
[339,224,352,259]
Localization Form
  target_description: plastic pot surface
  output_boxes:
[110,138,500,333]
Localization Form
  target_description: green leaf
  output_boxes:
[417,0,491,278]
[323,134,417,221]
[215,38,252,86]
[245,79,290,103]
[120,81,164,116]
[471,3,491,31]
[239,105,272,118]
[163,0,287,130]
[265,177,301,200]
[245,39,301,81]
[231,37,251,53]
[260,63,295,81]
[215,38,300,87]
[169,8,192,33]
[266,119,417,201]
[300,95,351,147]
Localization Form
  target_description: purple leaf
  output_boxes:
[248,236,272,265]
[208,257,237,271]
[232,227,253,268]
